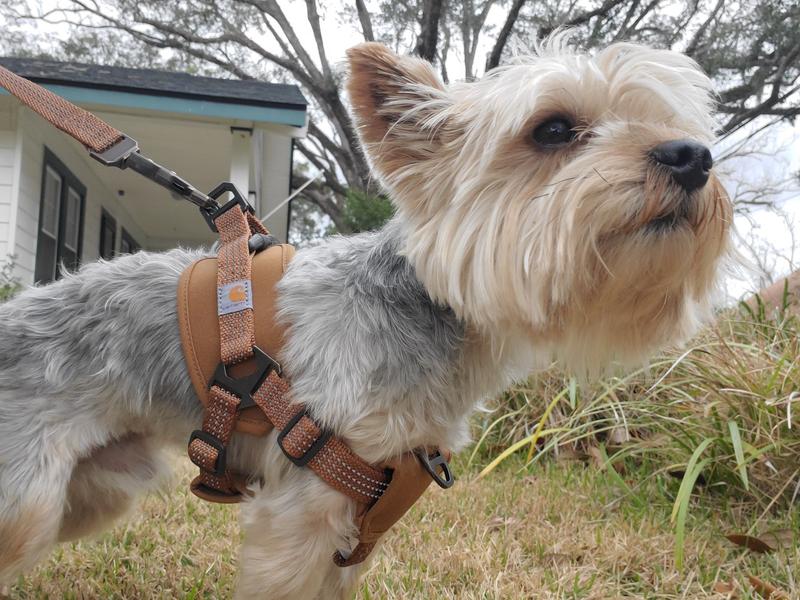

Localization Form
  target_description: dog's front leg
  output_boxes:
[311,558,370,600]
[236,470,362,600]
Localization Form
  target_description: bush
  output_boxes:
[341,189,394,233]
[0,257,20,302]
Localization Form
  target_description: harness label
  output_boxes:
[217,280,253,315]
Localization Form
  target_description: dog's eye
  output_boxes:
[532,118,576,147]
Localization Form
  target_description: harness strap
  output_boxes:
[252,371,390,505]
[0,64,123,153]
[189,204,266,499]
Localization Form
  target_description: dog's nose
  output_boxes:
[650,139,713,192]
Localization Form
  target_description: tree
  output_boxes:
[2,0,799,232]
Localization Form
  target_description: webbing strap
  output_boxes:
[215,207,263,364]
[252,371,390,506]
[0,64,123,152]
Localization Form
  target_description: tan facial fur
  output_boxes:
[347,36,732,371]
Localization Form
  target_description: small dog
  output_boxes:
[0,37,730,599]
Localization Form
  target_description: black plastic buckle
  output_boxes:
[188,430,227,476]
[416,449,455,489]
[277,410,333,467]
[248,233,280,254]
[209,346,281,411]
[202,181,255,232]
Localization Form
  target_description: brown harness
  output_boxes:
[0,64,454,566]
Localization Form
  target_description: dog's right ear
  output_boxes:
[346,43,450,181]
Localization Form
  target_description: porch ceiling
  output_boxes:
[85,111,240,248]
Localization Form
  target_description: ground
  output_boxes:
[6,453,799,599]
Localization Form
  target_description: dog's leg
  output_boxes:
[0,399,75,583]
[236,471,360,600]
[58,433,171,541]
[312,560,368,600]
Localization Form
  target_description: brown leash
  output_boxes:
[0,63,455,567]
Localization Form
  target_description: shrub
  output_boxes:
[0,257,20,302]
[341,189,394,233]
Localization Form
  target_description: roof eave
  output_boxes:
[0,82,307,128]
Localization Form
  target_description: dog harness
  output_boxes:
[0,64,455,567]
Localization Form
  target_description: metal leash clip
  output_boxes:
[89,135,251,231]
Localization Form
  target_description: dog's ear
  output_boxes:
[346,43,450,180]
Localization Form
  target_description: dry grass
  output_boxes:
[8,456,799,599]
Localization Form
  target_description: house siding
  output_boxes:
[0,100,17,270]
[13,107,150,285]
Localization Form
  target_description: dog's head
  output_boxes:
[346,37,731,370]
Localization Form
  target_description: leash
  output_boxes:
[0,63,455,567]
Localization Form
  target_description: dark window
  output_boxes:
[119,228,140,254]
[34,149,85,284]
[99,210,117,260]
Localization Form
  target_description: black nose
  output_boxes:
[650,139,713,192]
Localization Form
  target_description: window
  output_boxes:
[34,149,85,284]
[119,228,140,254]
[99,210,117,260]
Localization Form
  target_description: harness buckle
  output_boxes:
[209,346,281,411]
[203,182,255,232]
[188,430,228,477]
[277,410,332,467]
[415,448,455,489]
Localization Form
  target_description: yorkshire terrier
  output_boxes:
[0,37,730,599]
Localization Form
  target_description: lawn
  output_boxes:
[7,454,798,599]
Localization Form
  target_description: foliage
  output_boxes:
[0,257,21,302]
[340,188,394,233]
[471,297,800,568]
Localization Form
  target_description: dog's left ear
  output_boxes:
[346,43,450,180]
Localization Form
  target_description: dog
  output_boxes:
[0,36,730,599]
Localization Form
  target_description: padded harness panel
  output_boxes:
[177,243,295,435]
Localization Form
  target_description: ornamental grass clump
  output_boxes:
[472,290,800,566]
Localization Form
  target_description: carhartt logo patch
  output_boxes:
[218,280,253,315]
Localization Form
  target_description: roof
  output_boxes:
[0,56,306,110]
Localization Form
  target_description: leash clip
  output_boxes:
[89,135,139,167]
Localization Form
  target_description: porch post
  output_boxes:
[258,130,292,242]
[229,127,252,204]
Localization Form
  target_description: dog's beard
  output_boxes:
[400,161,731,372]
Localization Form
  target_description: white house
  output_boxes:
[0,57,307,285]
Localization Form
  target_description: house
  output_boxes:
[0,58,307,285]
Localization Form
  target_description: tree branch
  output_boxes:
[485,0,526,72]
[354,0,375,41]
[414,0,443,62]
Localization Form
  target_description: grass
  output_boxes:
[471,300,800,573]
[7,455,799,599]
[7,301,800,598]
